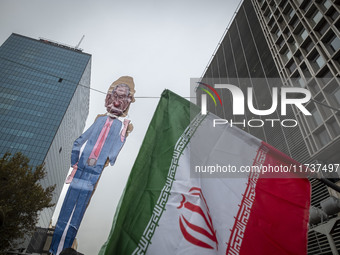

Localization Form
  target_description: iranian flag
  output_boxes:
[99,90,310,255]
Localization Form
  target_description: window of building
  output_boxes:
[301,63,312,79]
[319,98,333,119]
[264,8,271,18]
[277,15,284,27]
[298,76,306,87]
[315,55,326,69]
[302,0,312,12]
[286,7,295,20]
[287,60,297,74]
[315,20,330,36]
[279,0,287,9]
[294,41,299,51]
[336,54,340,67]
[287,49,293,60]
[327,7,339,22]
[308,107,323,129]
[287,35,298,52]
[328,118,340,137]
[295,51,303,63]
[268,16,275,27]
[308,50,326,71]
[272,26,282,40]
[276,37,285,49]
[330,36,340,52]
[311,9,323,25]
[290,16,299,27]
[321,0,332,11]
[290,10,296,19]
[276,27,282,38]
[317,67,332,86]
[298,28,308,42]
[331,87,340,107]
[282,47,293,62]
[283,27,291,37]
[314,127,331,147]
[323,32,340,54]
[302,39,314,53]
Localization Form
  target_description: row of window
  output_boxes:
[0,101,87,130]
[0,128,56,142]
[255,0,340,155]
[0,111,68,129]
[0,51,88,81]
[0,138,51,153]
[0,100,67,118]
[301,117,340,153]
[2,82,80,100]
[274,22,340,58]
[1,35,90,61]
[0,72,86,95]
[0,132,54,147]
[0,46,88,65]
[2,82,76,98]
[266,0,340,70]
[0,52,88,78]
[0,117,60,132]
[0,92,51,108]
[270,15,339,78]
[276,30,339,74]
[0,142,47,157]
[1,82,74,102]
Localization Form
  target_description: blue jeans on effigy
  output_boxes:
[49,163,103,254]
[49,115,125,254]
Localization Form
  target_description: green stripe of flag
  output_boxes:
[99,90,200,255]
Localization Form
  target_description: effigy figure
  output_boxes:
[50,76,135,255]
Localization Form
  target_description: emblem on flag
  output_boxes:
[178,187,218,250]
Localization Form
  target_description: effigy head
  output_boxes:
[105,76,135,117]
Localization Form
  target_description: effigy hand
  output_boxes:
[65,163,78,184]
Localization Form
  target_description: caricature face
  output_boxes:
[105,84,132,116]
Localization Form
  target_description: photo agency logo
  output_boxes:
[197,82,312,128]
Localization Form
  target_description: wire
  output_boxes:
[1,56,338,108]
[311,99,340,112]
[0,56,195,99]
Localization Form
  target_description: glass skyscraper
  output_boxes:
[0,33,91,250]
[199,0,340,253]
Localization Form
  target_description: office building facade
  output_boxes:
[0,33,91,251]
[198,0,340,254]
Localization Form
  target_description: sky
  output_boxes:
[0,0,240,254]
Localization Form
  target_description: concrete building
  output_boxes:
[198,0,340,254]
[0,33,91,252]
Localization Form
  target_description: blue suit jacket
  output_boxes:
[71,115,125,170]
